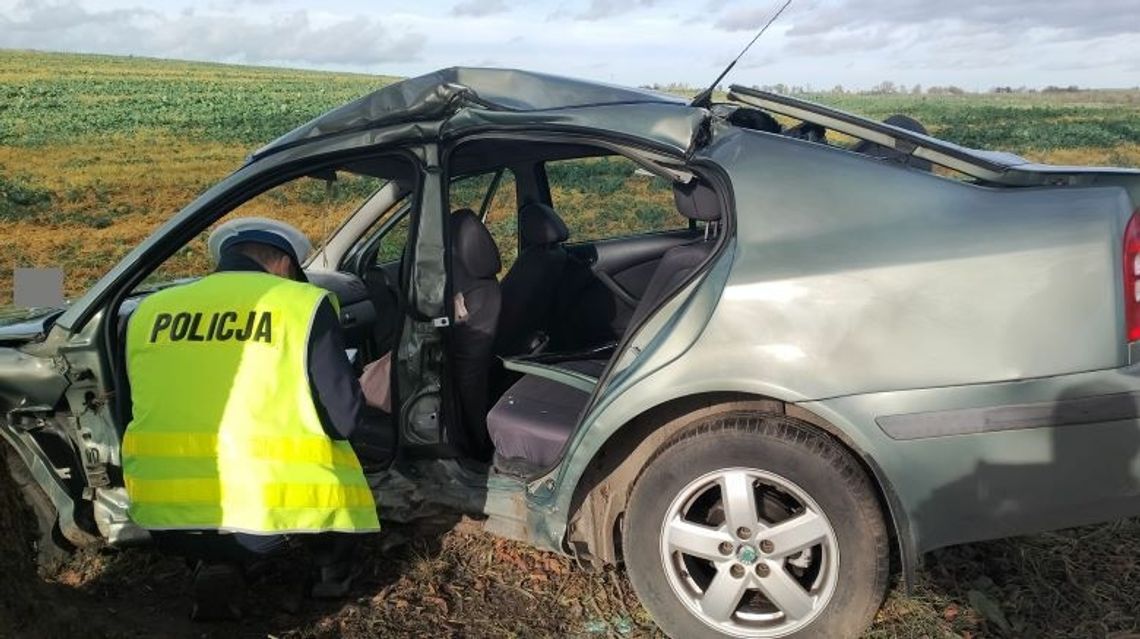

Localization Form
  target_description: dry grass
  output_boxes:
[0,135,388,300]
[5,514,1140,638]
[1026,143,1140,169]
[0,147,686,302]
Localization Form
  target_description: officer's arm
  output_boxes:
[307,298,365,440]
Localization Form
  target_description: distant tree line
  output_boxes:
[640,81,1100,96]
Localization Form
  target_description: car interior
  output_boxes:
[417,138,724,475]
[108,139,726,480]
[484,177,722,473]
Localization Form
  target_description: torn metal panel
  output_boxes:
[0,309,63,345]
[0,347,68,407]
[367,459,491,523]
[254,67,687,162]
[443,103,709,156]
[0,426,92,547]
[411,143,446,318]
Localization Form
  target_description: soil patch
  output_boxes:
[0,451,41,629]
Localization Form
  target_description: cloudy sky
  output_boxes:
[1,0,1138,90]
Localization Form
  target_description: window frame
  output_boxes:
[445,167,521,271]
[344,198,413,271]
[447,168,510,219]
[539,155,691,245]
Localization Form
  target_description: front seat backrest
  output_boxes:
[450,209,501,459]
[625,180,722,330]
[495,203,570,355]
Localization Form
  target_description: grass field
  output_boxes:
[3,49,1140,638]
[3,49,1140,300]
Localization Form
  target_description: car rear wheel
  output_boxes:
[623,412,889,639]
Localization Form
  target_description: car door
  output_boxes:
[368,165,518,455]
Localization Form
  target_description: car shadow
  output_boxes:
[43,508,476,638]
[910,381,1140,632]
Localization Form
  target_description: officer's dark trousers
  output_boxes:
[151,530,358,571]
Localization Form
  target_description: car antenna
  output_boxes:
[689,0,793,109]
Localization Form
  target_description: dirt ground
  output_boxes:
[0,446,655,638]
[5,443,1140,639]
[0,453,40,633]
[2,517,658,638]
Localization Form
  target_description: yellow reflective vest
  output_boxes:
[122,271,380,533]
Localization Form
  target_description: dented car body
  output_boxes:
[4,68,1140,638]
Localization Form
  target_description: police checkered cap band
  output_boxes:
[207,217,313,267]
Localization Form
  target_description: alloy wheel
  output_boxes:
[658,467,840,637]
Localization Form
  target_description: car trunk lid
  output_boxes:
[728,85,1140,187]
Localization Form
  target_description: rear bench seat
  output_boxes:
[486,180,722,470]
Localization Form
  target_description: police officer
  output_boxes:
[121,217,384,620]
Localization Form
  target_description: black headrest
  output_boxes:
[883,114,928,135]
[450,209,501,279]
[728,107,781,133]
[519,203,569,246]
[673,180,721,222]
[851,114,933,172]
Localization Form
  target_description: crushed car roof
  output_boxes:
[252,67,689,160]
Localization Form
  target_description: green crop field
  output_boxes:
[0,50,388,146]
[3,49,1140,638]
[811,91,1140,152]
[3,48,1139,301]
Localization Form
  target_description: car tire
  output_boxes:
[2,441,73,571]
[623,411,889,639]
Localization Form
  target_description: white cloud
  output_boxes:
[715,6,776,32]
[0,0,424,67]
[571,0,660,21]
[0,0,1137,90]
[708,0,1140,89]
[451,0,510,17]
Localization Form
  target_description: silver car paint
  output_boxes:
[807,364,1140,554]
[537,125,1139,558]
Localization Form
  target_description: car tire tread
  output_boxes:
[2,442,73,571]
[623,410,890,639]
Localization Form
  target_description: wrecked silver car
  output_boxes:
[4,67,1140,638]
